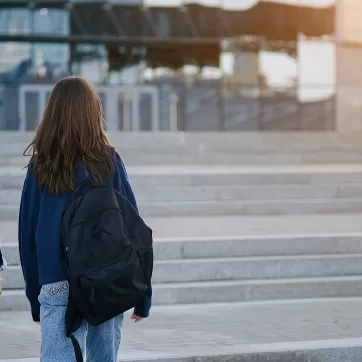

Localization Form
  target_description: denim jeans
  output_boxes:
[39,281,123,362]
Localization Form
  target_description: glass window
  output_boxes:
[143,0,259,9]
[0,8,31,35]
[183,0,221,7]
[0,41,31,73]
[32,43,70,80]
[144,0,183,7]
[32,8,69,36]
[0,41,69,81]
[108,46,144,84]
[104,0,143,3]
[70,0,142,3]
[0,7,69,36]
[71,44,108,84]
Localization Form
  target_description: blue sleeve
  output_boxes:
[113,152,152,318]
[113,152,138,211]
[18,168,41,322]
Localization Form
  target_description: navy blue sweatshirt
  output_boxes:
[19,152,152,322]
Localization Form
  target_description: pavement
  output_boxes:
[1,298,362,361]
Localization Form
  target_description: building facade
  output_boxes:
[0,1,334,131]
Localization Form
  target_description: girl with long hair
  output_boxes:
[19,76,151,361]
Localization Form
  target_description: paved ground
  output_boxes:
[1,298,362,361]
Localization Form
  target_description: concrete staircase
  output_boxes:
[1,131,362,312]
[2,164,362,219]
[3,231,362,310]
[2,131,362,166]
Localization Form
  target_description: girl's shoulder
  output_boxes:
[113,150,124,165]
[24,166,37,187]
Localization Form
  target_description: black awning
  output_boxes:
[0,1,334,40]
[69,2,334,41]
[0,1,334,68]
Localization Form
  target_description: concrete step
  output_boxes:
[122,338,362,362]
[128,166,362,187]
[3,183,362,204]
[5,213,362,247]
[154,276,362,305]
[2,198,362,219]
[2,165,362,188]
[2,131,362,152]
[105,340,362,362]
[2,131,362,166]
[3,338,362,362]
[137,198,362,216]
[154,254,362,283]
[4,233,362,266]
[3,276,362,311]
[4,254,362,289]
[5,151,362,166]
[4,184,362,204]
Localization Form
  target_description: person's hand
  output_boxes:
[35,321,40,326]
[131,314,143,323]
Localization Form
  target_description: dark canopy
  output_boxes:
[68,1,334,41]
[73,1,334,68]
[0,0,335,68]
[0,1,335,41]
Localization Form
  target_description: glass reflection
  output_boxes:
[70,0,142,3]
[106,0,143,3]
[0,8,30,35]
[0,42,69,82]
[0,7,69,36]
[142,0,333,9]
[0,42,31,74]
[33,8,69,36]
[143,0,184,7]
[72,44,108,84]
[143,0,260,9]
[32,43,70,81]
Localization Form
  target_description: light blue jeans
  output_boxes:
[39,281,123,362]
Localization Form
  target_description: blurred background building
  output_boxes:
[0,0,337,131]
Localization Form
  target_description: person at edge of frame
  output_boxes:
[0,247,7,295]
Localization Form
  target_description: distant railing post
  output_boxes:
[298,100,302,131]
[218,83,225,131]
[170,92,179,131]
[122,92,132,131]
[258,82,264,131]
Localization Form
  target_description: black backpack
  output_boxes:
[62,149,153,362]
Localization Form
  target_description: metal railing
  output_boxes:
[156,81,336,132]
[0,80,336,132]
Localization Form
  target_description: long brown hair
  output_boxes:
[24,76,114,194]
